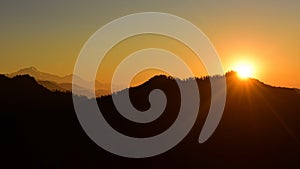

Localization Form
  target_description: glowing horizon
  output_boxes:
[0,1,299,88]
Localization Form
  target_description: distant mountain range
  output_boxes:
[5,66,111,97]
[1,72,300,169]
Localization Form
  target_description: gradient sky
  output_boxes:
[1,0,299,88]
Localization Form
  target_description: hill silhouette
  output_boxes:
[5,67,111,96]
[1,72,300,169]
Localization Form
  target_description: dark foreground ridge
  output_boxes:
[1,73,300,169]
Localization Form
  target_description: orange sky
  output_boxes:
[0,1,299,88]
[96,34,208,87]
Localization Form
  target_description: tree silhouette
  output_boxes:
[1,73,300,169]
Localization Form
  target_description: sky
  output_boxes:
[1,0,299,88]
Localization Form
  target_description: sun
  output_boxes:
[233,62,254,79]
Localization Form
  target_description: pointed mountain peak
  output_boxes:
[19,66,38,72]
[29,66,37,71]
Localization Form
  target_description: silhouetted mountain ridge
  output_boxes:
[1,73,300,169]
[5,67,111,96]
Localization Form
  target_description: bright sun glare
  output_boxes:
[233,62,254,79]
